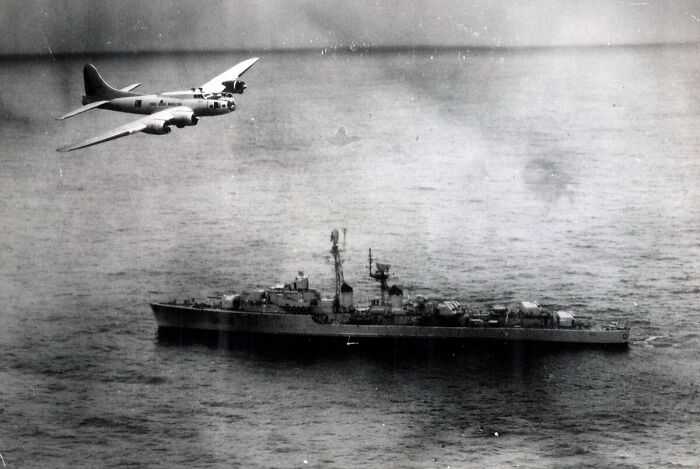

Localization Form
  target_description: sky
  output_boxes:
[0,0,699,55]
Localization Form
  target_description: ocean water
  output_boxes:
[1,45,699,467]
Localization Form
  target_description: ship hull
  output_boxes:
[150,303,629,347]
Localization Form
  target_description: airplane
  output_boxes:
[57,57,259,152]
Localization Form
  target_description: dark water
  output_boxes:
[1,45,699,467]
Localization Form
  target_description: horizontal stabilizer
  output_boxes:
[120,83,141,92]
[56,100,108,120]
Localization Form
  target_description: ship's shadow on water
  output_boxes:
[155,328,628,364]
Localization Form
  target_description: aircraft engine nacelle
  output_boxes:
[169,112,199,128]
[222,80,247,94]
[143,122,172,135]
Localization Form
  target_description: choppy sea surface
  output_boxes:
[1,45,699,468]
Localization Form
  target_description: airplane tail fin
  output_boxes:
[82,64,134,103]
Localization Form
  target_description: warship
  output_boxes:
[150,229,630,347]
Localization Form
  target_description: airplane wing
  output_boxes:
[57,100,109,120]
[200,57,259,95]
[57,107,192,152]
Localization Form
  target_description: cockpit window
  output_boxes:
[194,94,204,99]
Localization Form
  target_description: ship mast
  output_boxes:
[369,248,390,305]
[330,229,344,302]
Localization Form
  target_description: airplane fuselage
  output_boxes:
[83,92,235,117]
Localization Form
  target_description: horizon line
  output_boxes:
[1,41,698,60]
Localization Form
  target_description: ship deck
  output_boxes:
[150,303,630,347]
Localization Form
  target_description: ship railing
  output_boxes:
[604,321,630,331]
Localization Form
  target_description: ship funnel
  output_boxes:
[340,282,354,311]
[388,285,403,309]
